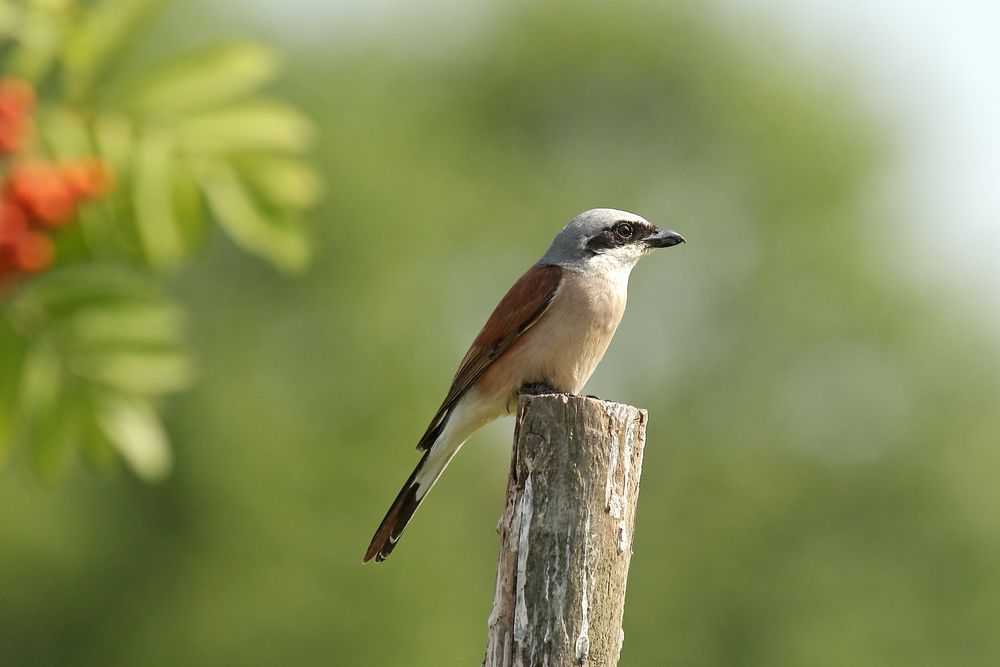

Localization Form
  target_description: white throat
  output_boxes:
[576,245,644,289]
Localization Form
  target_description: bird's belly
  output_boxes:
[477,271,626,411]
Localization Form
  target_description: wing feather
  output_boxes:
[415,264,563,451]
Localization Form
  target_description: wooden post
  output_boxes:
[483,393,648,667]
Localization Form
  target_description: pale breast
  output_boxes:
[477,268,628,409]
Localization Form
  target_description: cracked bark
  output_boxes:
[483,394,648,667]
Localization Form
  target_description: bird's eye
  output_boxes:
[613,222,634,239]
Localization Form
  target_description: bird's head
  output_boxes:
[540,208,685,273]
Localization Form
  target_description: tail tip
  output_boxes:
[364,460,428,565]
[362,545,382,564]
[363,531,397,564]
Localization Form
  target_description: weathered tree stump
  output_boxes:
[483,393,648,667]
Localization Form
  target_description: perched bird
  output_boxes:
[364,208,684,563]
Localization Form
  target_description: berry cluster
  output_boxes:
[0,78,34,154]
[0,78,111,282]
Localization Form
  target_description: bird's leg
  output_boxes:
[519,382,560,396]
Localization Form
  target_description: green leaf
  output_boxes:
[242,157,323,210]
[74,349,194,395]
[172,156,206,250]
[0,320,26,463]
[132,130,186,269]
[94,112,134,177]
[8,264,161,332]
[39,106,94,157]
[195,159,311,272]
[80,412,117,474]
[0,2,25,43]
[88,113,137,256]
[18,339,62,427]
[30,390,83,480]
[5,264,191,481]
[69,302,186,348]
[3,4,62,83]
[128,42,280,119]
[176,100,314,155]
[95,394,172,481]
[62,0,163,100]
[18,340,78,479]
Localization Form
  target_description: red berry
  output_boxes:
[0,79,34,156]
[0,78,36,113]
[13,230,55,273]
[0,200,29,247]
[6,162,77,226]
[0,238,15,268]
[0,116,30,154]
[61,158,113,199]
[31,193,77,226]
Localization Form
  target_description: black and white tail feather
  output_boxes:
[363,451,429,563]
[363,420,464,563]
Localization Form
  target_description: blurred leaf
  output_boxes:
[0,2,24,41]
[171,156,206,250]
[0,321,25,463]
[242,157,323,209]
[94,394,172,481]
[3,3,61,82]
[195,159,311,272]
[75,191,124,260]
[132,130,186,269]
[39,106,93,156]
[176,100,314,155]
[69,302,186,348]
[8,264,161,331]
[9,268,194,393]
[89,113,137,255]
[94,112,134,177]
[75,349,194,395]
[0,0,320,488]
[6,264,190,479]
[129,42,280,118]
[62,0,162,99]
[79,409,117,473]
[30,390,83,480]
[17,339,77,479]
[18,339,62,427]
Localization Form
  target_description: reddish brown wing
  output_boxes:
[415,264,564,451]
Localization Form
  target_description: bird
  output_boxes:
[364,208,685,563]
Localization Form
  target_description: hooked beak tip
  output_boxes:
[648,228,685,248]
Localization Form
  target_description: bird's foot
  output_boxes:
[583,393,606,401]
[519,382,559,396]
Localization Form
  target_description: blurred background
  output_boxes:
[2,0,999,665]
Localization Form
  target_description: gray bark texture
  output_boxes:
[483,393,648,667]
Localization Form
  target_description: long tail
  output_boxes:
[363,435,462,563]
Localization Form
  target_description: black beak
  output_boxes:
[645,227,686,249]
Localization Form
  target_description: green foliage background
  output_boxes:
[2,1,999,665]
[1,0,320,482]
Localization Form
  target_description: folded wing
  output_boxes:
[415,263,564,451]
